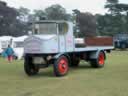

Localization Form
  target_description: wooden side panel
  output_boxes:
[85,37,113,46]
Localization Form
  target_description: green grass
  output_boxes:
[0,51,128,96]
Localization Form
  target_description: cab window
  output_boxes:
[33,23,57,35]
[58,23,68,35]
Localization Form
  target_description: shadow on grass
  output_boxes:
[23,72,54,79]
[30,63,96,78]
[69,63,96,73]
[37,70,54,78]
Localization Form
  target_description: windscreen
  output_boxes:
[34,23,57,35]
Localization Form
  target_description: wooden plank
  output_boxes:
[85,37,113,46]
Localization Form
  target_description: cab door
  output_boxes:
[58,23,66,52]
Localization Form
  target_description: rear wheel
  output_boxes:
[54,55,69,77]
[24,56,39,76]
[90,51,105,68]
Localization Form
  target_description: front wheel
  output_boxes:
[24,56,39,76]
[53,55,69,77]
[90,51,105,68]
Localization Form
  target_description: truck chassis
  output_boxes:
[24,46,112,77]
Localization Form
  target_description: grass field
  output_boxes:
[0,51,128,96]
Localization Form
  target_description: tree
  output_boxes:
[33,10,47,20]
[96,14,123,36]
[73,9,97,37]
[107,0,118,4]
[96,0,128,36]
[0,2,30,36]
[17,7,30,22]
[27,10,47,23]
[105,0,119,15]
[45,4,70,20]
[0,1,18,36]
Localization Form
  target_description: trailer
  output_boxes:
[24,20,114,77]
[12,36,28,59]
[0,36,12,49]
[0,36,13,54]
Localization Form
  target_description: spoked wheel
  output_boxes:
[24,56,39,76]
[54,55,69,77]
[90,51,105,68]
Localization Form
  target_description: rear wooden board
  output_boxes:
[85,37,113,46]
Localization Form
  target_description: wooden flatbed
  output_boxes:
[75,46,114,52]
[85,37,113,46]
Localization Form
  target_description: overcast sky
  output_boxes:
[1,0,128,14]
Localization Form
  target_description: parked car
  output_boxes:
[114,34,128,49]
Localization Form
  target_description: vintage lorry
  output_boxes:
[24,20,114,77]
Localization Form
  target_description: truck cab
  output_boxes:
[24,20,74,54]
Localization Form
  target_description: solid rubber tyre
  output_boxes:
[90,51,105,68]
[24,56,39,76]
[54,55,69,77]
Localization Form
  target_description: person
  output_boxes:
[4,45,14,62]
